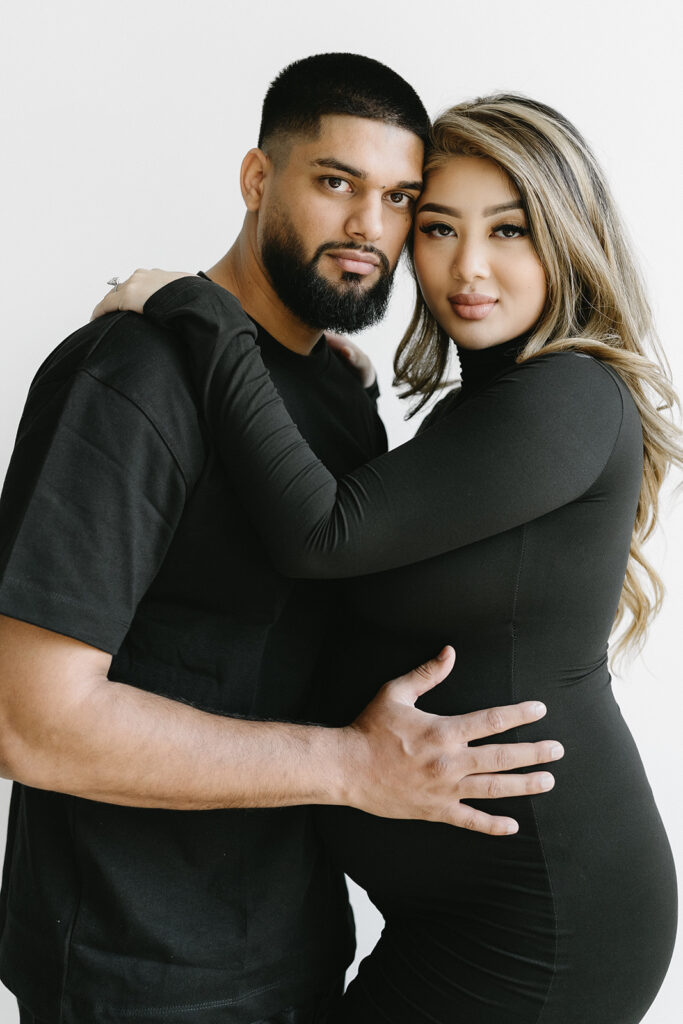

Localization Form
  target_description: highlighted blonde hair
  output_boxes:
[394,94,683,655]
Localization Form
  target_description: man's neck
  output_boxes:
[206,236,322,356]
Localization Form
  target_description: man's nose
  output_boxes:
[344,194,384,244]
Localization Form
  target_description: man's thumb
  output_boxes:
[389,646,456,705]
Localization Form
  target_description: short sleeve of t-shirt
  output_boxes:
[0,366,188,654]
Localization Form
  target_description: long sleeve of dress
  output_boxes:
[144,276,627,580]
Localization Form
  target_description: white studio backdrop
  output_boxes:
[0,1,680,1020]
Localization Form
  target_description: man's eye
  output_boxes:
[387,191,412,207]
[324,177,352,193]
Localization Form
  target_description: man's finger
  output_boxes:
[468,740,564,775]
[452,700,548,742]
[386,646,456,705]
[446,805,519,836]
[459,770,555,801]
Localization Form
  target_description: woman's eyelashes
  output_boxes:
[418,221,455,238]
[493,223,529,239]
[418,221,530,239]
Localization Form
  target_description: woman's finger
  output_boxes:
[90,268,194,321]
[90,288,123,321]
[326,332,377,387]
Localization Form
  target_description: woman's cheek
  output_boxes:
[413,243,440,303]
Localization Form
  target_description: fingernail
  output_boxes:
[540,773,555,789]
[550,744,564,760]
[531,702,546,717]
[437,647,451,661]
[505,821,519,835]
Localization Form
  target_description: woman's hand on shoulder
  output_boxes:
[90,269,195,321]
[326,332,377,389]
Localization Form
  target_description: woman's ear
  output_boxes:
[240,148,271,212]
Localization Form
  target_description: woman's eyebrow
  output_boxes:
[417,200,525,217]
[483,200,525,216]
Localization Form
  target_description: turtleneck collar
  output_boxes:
[456,331,533,397]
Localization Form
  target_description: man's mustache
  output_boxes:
[312,241,391,276]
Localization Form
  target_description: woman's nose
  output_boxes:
[451,237,489,283]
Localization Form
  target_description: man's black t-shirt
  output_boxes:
[0,299,387,1022]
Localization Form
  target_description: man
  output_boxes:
[0,55,561,1024]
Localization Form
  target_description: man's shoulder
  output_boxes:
[30,312,205,477]
[35,311,188,392]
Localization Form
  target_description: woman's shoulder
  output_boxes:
[415,386,463,434]
[507,348,629,419]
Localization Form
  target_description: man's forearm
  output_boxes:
[0,617,562,834]
[5,673,348,810]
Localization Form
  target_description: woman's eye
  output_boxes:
[493,223,528,239]
[418,222,455,238]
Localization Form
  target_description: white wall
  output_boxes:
[0,1,680,1020]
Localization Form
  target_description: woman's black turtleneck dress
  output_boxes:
[144,279,677,1024]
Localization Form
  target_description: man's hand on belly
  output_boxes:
[338,646,563,836]
[0,620,560,830]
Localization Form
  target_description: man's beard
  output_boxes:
[261,208,396,333]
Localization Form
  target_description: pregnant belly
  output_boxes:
[317,677,670,911]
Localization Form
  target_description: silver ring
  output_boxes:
[107,277,120,292]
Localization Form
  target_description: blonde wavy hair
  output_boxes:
[394,94,683,656]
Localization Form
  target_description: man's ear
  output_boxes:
[240,148,271,212]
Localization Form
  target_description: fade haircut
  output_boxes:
[258,53,430,156]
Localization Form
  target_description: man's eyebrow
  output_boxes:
[311,158,367,179]
[417,199,525,217]
[311,158,422,192]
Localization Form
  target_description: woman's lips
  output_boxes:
[449,292,498,320]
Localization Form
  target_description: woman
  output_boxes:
[98,96,679,1022]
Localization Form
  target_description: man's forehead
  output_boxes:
[289,114,424,184]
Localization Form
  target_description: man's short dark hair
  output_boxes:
[258,53,430,151]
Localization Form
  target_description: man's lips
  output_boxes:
[449,292,498,320]
[326,251,380,276]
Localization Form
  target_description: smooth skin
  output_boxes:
[3,116,564,838]
[414,155,547,350]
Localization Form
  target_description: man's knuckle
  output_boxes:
[494,745,510,771]
[486,708,505,733]
[424,721,447,746]
[462,812,480,832]
[487,776,503,799]
[428,755,449,778]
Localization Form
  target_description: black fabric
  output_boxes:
[18,1003,49,1024]
[0,301,386,1022]
[18,976,342,1024]
[142,276,677,1024]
